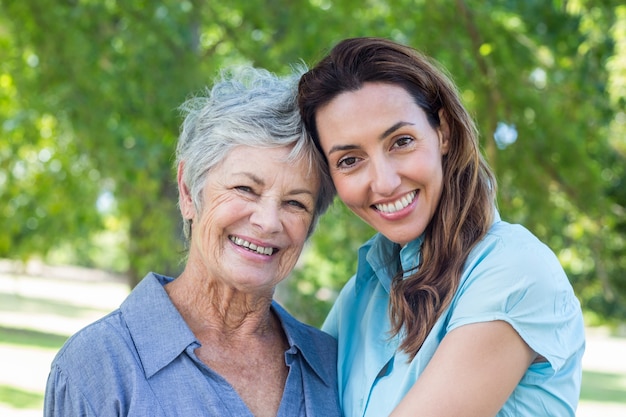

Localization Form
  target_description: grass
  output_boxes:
[0,325,61,412]
[0,292,105,319]
[0,385,43,409]
[580,370,626,404]
[0,326,68,351]
[0,269,129,414]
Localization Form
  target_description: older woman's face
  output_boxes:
[315,82,449,245]
[183,145,319,293]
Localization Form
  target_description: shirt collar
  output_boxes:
[271,301,335,387]
[120,272,198,379]
[356,233,425,294]
[121,273,334,387]
[355,208,501,294]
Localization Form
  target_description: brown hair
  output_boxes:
[298,37,496,358]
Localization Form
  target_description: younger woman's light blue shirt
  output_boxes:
[323,213,585,417]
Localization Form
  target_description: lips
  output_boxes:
[229,235,277,256]
[374,190,417,213]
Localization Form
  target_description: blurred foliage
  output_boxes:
[0,0,624,326]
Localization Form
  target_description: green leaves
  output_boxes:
[1,0,624,324]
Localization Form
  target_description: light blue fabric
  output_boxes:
[323,213,585,417]
[45,272,341,417]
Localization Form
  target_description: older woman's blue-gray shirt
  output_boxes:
[44,273,340,417]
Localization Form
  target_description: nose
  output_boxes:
[369,157,401,196]
[249,200,283,234]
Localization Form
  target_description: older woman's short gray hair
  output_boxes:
[175,66,335,242]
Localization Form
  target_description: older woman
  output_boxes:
[298,37,584,417]
[44,66,340,417]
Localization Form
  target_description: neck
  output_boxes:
[166,269,276,340]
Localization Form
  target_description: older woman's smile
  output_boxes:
[229,235,277,256]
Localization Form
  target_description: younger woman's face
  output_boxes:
[315,82,449,245]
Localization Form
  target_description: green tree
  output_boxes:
[1,0,624,325]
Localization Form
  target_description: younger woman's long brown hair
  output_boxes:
[298,37,496,359]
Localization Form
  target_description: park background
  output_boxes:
[1,0,625,415]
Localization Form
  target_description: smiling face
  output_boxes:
[179,145,319,293]
[315,82,449,246]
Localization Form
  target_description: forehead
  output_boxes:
[316,83,426,138]
[213,145,319,189]
[326,82,413,108]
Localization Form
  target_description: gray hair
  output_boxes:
[175,66,335,242]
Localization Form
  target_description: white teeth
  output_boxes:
[229,236,275,256]
[375,191,417,213]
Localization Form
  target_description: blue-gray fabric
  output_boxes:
[323,211,585,417]
[44,272,340,416]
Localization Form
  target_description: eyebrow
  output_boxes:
[379,121,415,140]
[239,172,264,185]
[288,189,316,198]
[237,172,315,197]
[327,121,415,155]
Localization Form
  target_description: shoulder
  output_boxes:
[481,220,553,259]
[450,220,584,369]
[52,310,139,376]
[465,220,568,291]
[46,311,145,415]
[453,219,581,327]
[459,220,576,307]
[334,275,359,303]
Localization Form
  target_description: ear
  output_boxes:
[177,161,195,220]
[437,109,450,155]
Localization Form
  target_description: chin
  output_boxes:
[385,231,420,246]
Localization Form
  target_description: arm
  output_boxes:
[390,320,536,417]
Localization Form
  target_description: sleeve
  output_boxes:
[446,227,585,375]
[44,364,97,417]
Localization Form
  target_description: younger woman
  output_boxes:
[298,37,584,417]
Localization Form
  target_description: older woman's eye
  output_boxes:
[287,200,309,211]
[235,185,254,193]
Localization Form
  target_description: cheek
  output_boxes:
[426,162,446,203]
[192,195,236,245]
[291,214,314,244]
[333,177,366,209]
[191,211,220,257]
[276,224,309,278]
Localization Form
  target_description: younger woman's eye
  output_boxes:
[337,156,358,168]
[393,136,414,148]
